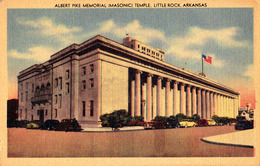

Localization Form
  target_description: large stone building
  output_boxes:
[18,35,240,127]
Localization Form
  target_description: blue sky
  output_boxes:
[7,8,254,107]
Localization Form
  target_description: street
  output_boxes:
[8,126,253,157]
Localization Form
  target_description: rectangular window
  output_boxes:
[26,82,28,89]
[32,84,34,92]
[26,91,28,101]
[55,109,57,118]
[138,44,140,48]
[66,83,69,93]
[55,95,57,104]
[59,94,62,108]
[20,109,22,119]
[147,49,150,53]
[21,84,23,91]
[37,110,39,116]
[90,78,94,88]
[31,115,33,121]
[55,78,58,88]
[82,66,86,75]
[90,64,94,73]
[82,80,86,90]
[45,109,48,116]
[82,101,85,117]
[90,100,94,116]
[66,70,70,79]
[21,93,23,102]
[59,77,62,90]
[25,109,27,120]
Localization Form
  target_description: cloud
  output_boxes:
[18,17,82,44]
[9,46,55,62]
[243,64,254,79]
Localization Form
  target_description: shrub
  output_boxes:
[176,113,187,122]
[191,114,200,122]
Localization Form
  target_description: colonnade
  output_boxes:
[130,69,239,122]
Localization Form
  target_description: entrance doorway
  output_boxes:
[39,110,44,123]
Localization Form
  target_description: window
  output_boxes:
[82,101,85,117]
[59,94,62,108]
[138,44,140,48]
[55,78,58,88]
[90,78,94,88]
[21,93,23,102]
[90,64,94,73]
[66,83,69,93]
[31,115,33,121]
[55,95,58,104]
[21,84,23,91]
[59,77,62,90]
[32,84,34,92]
[20,109,22,119]
[82,80,86,90]
[55,109,57,118]
[147,49,150,53]
[37,110,39,116]
[25,109,27,120]
[90,100,94,116]
[66,70,70,79]
[26,82,28,89]
[26,91,28,101]
[45,110,48,116]
[82,66,86,75]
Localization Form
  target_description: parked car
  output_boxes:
[55,119,82,132]
[235,120,254,130]
[229,119,238,126]
[166,118,180,128]
[40,120,60,130]
[179,119,196,128]
[196,119,209,126]
[26,120,42,129]
[207,119,217,126]
[146,119,167,129]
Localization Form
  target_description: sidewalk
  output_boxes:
[201,129,255,148]
[82,126,145,132]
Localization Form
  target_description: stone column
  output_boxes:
[180,83,185,115]
[135,70,141,116]
[173,81,178,115]
[147,74,152,121]
[202,90,206,119]
[166,79,171,117]
[210,92,213,118]
[130,78,135,117]
[152,83,157,119]
[213,93,217,116]
[192,87,196,115]
[197,88,202,117]
[206,91,210,119]
[157,77,162,116]
[142,81,147,121]
[186,85,191,117]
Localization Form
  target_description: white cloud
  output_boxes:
[9,46,55,62]
[243,64,254,79]
[18,17,82,44]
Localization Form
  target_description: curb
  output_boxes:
[200,138,254,148]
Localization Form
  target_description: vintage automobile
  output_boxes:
[229,119,238,126]
[40,120,60,130]
[207,119,217,126]
[55,119,82,132]
[166,118,180,128]
[179,119,196,128]
[235,120,254,130]
[26,120,42,129]
[196,119,209,126]
[146,119,167,129]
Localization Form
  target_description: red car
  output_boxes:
[55,119,82,132]
[196,119,209,126]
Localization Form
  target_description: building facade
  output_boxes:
[18,35,240,127]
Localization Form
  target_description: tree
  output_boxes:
[176,113,187,122]
[191,114,200,122]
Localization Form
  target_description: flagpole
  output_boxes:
[202,55,204,74]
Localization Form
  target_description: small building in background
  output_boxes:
[7,99,18,121]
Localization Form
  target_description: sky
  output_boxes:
[7,8,255,109]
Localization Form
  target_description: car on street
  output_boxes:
[179,119,196,128]
[40,120,60,130]
[235,120,254,130]
[196,119,209,126]
[26,120,42,129]
[55,119,82,131]
[166,118,180,128]
[146,119,167,129]
[207,119,217,126]
[229,119,238,126]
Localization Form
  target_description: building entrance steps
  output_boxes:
[201,129,255,148]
